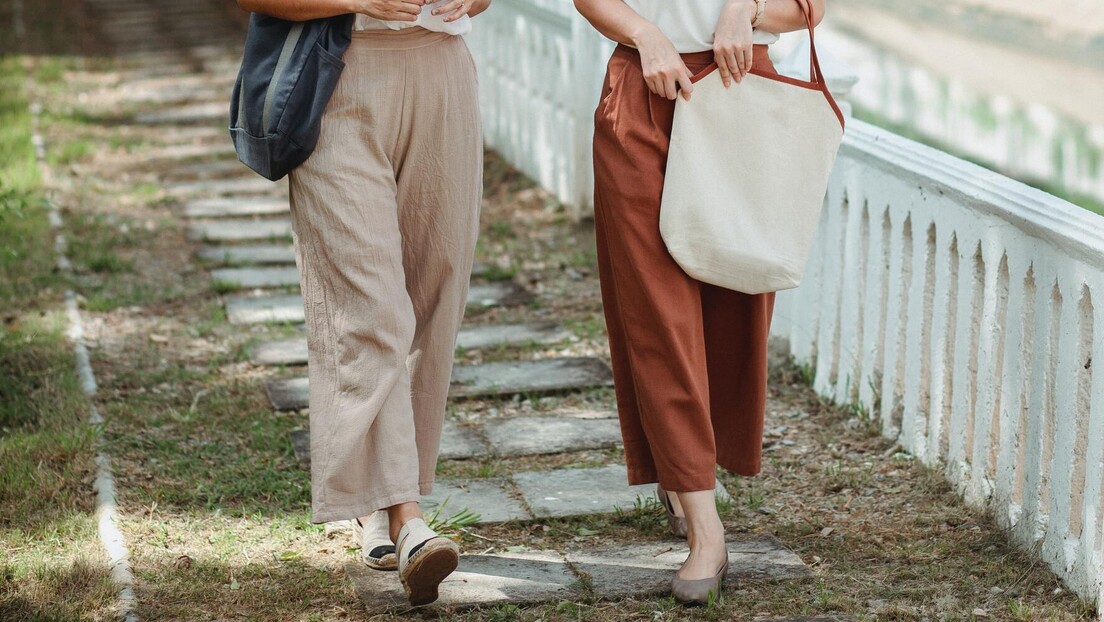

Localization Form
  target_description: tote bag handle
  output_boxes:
[685,0,845,128]
[796,0,845,129]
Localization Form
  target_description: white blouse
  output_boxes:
[354,4,472,35]
[624,0,780,53]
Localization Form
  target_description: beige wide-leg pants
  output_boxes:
[288,27,482,524]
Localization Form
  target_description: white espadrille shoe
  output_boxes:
[355,511,397,571]
[396,518,460,606]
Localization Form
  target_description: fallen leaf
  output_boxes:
[972,608,989,618]
[820,527,834,538]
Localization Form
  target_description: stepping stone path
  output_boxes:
[251,322,573,366]
[141,142,237,163]
[482,414,621,456]
[197,244,295,266]
[449,357,613,398]
[288,411,618,468]
[347,534,807,612]
[266,357,613,410]
[167,176,286,198]
[182,197,288,218]
[141,62,817,610]
[514,464,730,519]
[186,218,292,243]
[211,267,299,289]
[223,281,532,322]
[290,419,488,469]
[166,159,250,181]
[225,293,302,324]
[135,101,228,125]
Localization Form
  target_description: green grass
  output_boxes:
[0,312,110,621]
[0,56,67,312]
[0,52,117,622]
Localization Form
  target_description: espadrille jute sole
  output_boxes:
[401,538,460,606]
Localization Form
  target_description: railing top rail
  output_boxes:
[843,119,1104,268]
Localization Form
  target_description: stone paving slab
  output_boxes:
[167,159,250,181]
[564,535,809,600]
[141,142,237,163]
[288,420,487,469]
[289,428,310,469]
[512,464,729,519]
[226,294,304,324]
[182,197,288,218]
[456,321,571,350]
[440,420,490,460]
[250,339,309,366]
[211,267,300,289]
[197,244,296,266]
[512,465,653,519]
[226,284,536,324]
[423,478,529,524]
[347,550,576,611]
[347,538,811,612]
[450,357,613,398]
[265,376,310,410]
[187,218,292,243]
[267,359,614,408]
[167,177,286,198]
[118,86,222,106]
[250,322,572,366]
[467,281,532,308]
[482,415,622,456]
[135,101,227,125]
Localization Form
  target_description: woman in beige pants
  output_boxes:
[238,0,490,606]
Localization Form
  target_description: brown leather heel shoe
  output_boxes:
[671,557,729,606]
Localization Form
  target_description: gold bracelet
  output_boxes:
[751,0,767,28]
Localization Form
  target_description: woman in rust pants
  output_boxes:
[575,0,825,604]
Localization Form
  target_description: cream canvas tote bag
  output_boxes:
[659,0,845,294]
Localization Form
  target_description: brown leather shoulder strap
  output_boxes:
[795,0,845,129]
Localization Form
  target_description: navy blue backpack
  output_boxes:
[229,13,355,181]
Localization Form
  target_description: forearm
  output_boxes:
[236,0,357,21]
[572,0,660,48]
[469,0,491,18]
[754,0,826,33]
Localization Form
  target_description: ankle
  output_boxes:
[387,502,424,543]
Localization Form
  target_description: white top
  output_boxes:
[354,5,472,36]
[624,0,779,53]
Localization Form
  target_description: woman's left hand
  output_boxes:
[714,0,757,87]
[429,0,472,21]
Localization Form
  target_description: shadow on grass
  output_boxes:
[0,558,117,622]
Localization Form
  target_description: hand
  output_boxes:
[356,0,425,22]
[635,25,693,101]
[428,0,472,21]
[714,0,757,87]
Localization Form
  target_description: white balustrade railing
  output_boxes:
[467,0,1104,610]
[466,0,613,214]
[774,120,1104,609]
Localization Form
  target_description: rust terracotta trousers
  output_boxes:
[593,44,776,493]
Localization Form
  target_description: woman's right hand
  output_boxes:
[354,0,425,21]
[634,25,693,101]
